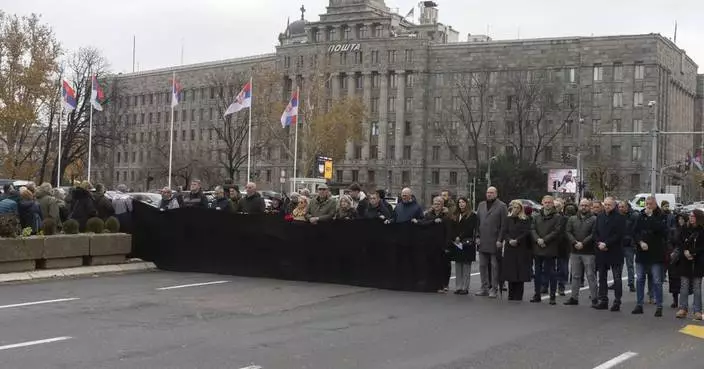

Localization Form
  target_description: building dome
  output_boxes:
[287,19,307,36]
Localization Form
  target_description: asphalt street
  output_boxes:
[0,266,702,369]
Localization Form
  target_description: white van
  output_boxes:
[630,193,676,211]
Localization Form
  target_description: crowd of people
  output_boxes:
[3,176,701,321]
[0,181,133,236]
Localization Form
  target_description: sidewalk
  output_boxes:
[0,260,157,284]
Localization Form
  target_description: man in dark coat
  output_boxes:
[348,183,369,218]
[182,180,209,208]
[530,195,563,304]
[564,199,597,306]
[238,182,266,214]
[632,196,668,317]
[212,186,234,212]
[393,187,423,223]
[69,182,97,232]
[592,197,626,311]
[476,186,507,298]
[93,183,115,221]
[618,201,639,292]
[363,191,392,222]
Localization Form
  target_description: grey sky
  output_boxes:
[3,0,703,73]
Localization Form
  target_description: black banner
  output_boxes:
[131,201,449,292]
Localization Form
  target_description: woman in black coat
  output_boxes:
[450,197,477,295]
[676,209,704,320]
[501,199,533,301]
[668,214,688,308]
[69,184,97,232]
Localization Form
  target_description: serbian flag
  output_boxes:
[171,77,182,108]
[280,90,299,128]
[61,80,77,111]
[224,80,252,117]
[90,75,105,111]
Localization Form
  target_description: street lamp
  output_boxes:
[486,156,498,187]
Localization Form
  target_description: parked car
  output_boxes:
[128,192,161,208]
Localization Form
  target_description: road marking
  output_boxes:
[680,325,704,339]
[0,336,72,351]
[157,280,230,290]
[0,298,80,310]
[449,272,480,280]
[542,276,629,301]
[593,351,638,369]
[239,366,262,369]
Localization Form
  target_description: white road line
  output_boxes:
[542,276,629,301]
[0,298,80,310]
[593,351,638,369]
[239,366,262,369]
[0,336,72,351]
[450,272,480,280]
[156,280,230,291]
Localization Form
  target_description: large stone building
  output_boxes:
[94,0,702,203]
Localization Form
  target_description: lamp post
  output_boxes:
[486,156,497,187]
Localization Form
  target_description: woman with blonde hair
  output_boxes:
[334,195,358,220]
[291,196,309,222]
[501,199,533,301]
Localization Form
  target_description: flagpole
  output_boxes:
[88,74,94,183]
[292,86,300,193]
[246,76,253,181]
[168,70,175,189]
[57,109,64,188]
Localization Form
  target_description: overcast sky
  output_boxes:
[2,0,703,73]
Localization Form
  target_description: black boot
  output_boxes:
[530,295,541,303]
[564,297,579,306]
[592,301,608,310]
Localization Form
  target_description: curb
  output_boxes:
[0,261,157,284]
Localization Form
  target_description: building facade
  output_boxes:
[94,0,702,203]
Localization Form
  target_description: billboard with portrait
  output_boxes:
[547,169,577,194]
[316,156,333,180]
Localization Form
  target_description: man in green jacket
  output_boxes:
[306,184,337,224]
[530,195,563,305]
[36,182,61,230]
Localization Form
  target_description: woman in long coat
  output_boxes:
[501,199,533,301]
[450,197,478,295]
[676,209,704,320]
[668,214,688,308]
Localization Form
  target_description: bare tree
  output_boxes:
[52,47,119,185]
[503,70,578,164]
[438,71,491,180]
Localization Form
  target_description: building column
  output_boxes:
[395,70,406,161]
[378,71,388,161]
[345,73,356,160]
[362,72,372,160]
[331,72,340,100]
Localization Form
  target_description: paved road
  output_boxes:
[0,267,702,369]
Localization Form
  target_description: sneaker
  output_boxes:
[655,307,663,317]
[694,312,703,321]
[530,295,541,303]
[676,309,688,319]
[475,291,489,297]
[592,301,609,310]
[631,305,644,314]
[610,303,621,312]
[564,298,579,306]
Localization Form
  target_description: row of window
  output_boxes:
[310,24,385,43]
[118,85,245,110]
[117,107,226,126]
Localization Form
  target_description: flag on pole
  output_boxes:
[171,77,182,108]
[90,75,105,111]
[224,80,252,117]
[404,7,414,19]
[280,90,299,128]
[61,80,77,111]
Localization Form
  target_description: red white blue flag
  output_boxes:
[280,90,299,128]
[90,75,105,111]
[61,80,77,112]
[224,80,252,117]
